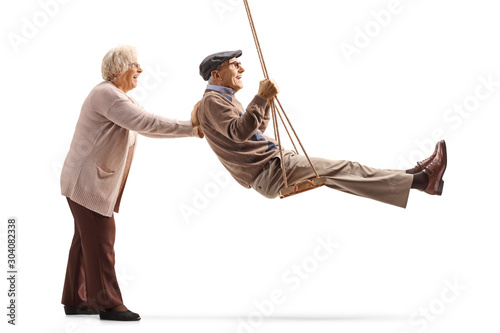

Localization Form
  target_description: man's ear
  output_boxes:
[211,70,221,80]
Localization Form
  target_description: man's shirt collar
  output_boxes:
[207,84,235,102]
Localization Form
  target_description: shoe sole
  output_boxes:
[437,141,447,196]
[99,312,141,321]
[99,316,141,321]
[438,180,444,196]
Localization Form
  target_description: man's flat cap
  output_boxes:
[199,50,242,81]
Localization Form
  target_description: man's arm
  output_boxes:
[256,79,279,133]
[258,101,272,133]
[202,79,279,142]
[203,94,269,142]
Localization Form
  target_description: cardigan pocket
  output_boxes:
[96,164,115,178]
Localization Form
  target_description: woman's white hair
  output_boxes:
[101,45,138,81]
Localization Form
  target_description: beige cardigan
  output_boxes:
[61,81,198,216]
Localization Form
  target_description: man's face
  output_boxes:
[216,57,245,92]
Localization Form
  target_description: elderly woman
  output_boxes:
[60,45,202,321]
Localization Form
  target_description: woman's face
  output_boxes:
[113,62,142,93]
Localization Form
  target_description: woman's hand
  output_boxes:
[191,101,204,138]
[191,101,201,127]
[197,126,204,138]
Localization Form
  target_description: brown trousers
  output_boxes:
[61,198,123,311]
[250,150,414,208]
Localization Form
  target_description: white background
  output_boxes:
[1,0,499,332]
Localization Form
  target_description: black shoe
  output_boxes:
[99,308,141,321]
[64,305,99,315]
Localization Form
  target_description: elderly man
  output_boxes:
[196,50,447,208]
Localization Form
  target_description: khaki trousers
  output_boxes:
[61,198,123,311]
[250,150,413,208]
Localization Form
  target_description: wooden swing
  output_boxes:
[243,0,327,199]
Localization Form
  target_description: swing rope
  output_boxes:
[242,0,324,195]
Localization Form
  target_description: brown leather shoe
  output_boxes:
[415,141,441,172]
[423,140,447,195]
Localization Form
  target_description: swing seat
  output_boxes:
[279,176,327,199]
